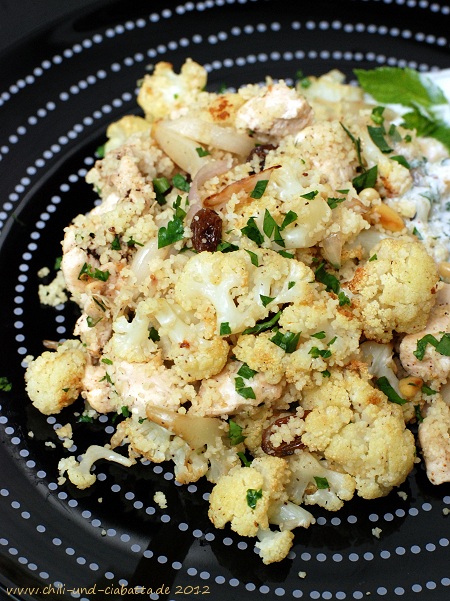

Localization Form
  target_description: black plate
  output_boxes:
[1,1,450,599]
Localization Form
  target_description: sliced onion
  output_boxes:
[186,159,231,221]
[161,117,255,156]
[146,406,225,449]
[131,239,170,284]
[204,165,281,209]
[321,233,343,268]
[152,121,208,176]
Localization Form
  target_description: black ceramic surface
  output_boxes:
[1,1,450,600]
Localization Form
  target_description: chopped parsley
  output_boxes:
[367,125,393,154]
[281,210,298,229]
[0,377,12,392]
[412,226,423,239]
[263,209,285,247]
[229,419,246,445]
[278,250,294,259]
[235,376,256,399]
[413,332,450,361]
[158,196,186,248]
[196,146,210,157]
[172,173,190,192]
[288,281,296,289]
[250,179,269,199]
[369,253,378,262]
[86,315,102,328]
[237,363,257,379]
[421,384,437,395]
[246,488,263,510]
[78,263,110,282]
[78,413,94,423]
[314,476,330,490]
[101,358,113,365]
[148,327,160,342]
[371,105,385,126]
[153,176,171,205]
[322,370,331,378]
[54,256,62,270]
[270,330,301,353]
[96,144,105,158]
[245,249,259,266]
[220,322,232,336]
[260,294,275,308]
[99,372,114,386]
[390,155,410,169]
[241,216,264,246]
[242,310,282,335]
[375,376,407,405]
[352,164,378,193]
[338,291,351,306]
[414,405,424,423]
[309,347,332,359]
[327,197,345,209]
[111,235,121,250]
[311,331,326,339]
[217,240,239,253]
[127,237,144,247]
[300,190,319,200]
[314,263,340,294]
[237,451,252,467]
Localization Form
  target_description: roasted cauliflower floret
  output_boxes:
[137,59,207,121]
[25,340,87,415]
[300,368,416,499]
[348,237,439,343]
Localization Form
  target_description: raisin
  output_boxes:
[191,208,223,252]
[261,414,306,457]
[246,144,277,169]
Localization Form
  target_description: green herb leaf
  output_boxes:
[352,164,378,193]
[127,236,144,247]
[314,476,330,490]
[375,376,407,405]
[321,369,331,378]
[413,332,450,360]
[78,263,110,282]
[309,346,332,359]
[242,311,282,335]
[338,291,351,306]
[96,144,105,158]
[237,451,252,467]
[86,315,102,328]
[120,406,131,418]
[260,294,275,308]
[263,209,285,247]
[78,413,93,423]
[354,67,447,108]
[300,190,319,200]
[196,146,210,157]
[101,358,113,365]
[388,123,403,143]
[371,106,385,125]
[369,254,378,262]
[0,377,12,392]
[54,256,62,270]
[270,330,301,353]
[111,235,121,250]
[235,376,256,399]
[414,405,424,423]
[241,216,264,246]
[148,327,160,342]
[278,250,294,259]
[412,226,423,239]
[314,263,340,294]
[368,125,393,153]
[421,384,437,395]
[311,331,326,339]
[390,155,410,169]
[280,210,298,230]
[172,173,190,192]
[288,281,295,289]
[245,249,259,266]
[327,197,345,209]
[246,488,263,510]
[250,179,269,199]
[220,322,232,336]
[217,241,239,253]
[229,419,246,445]
[237,363,257,379]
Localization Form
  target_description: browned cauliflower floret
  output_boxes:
[300,368,416,499]
[137,59,207,121]
[348,237,439,343]
[25,340,87,415]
